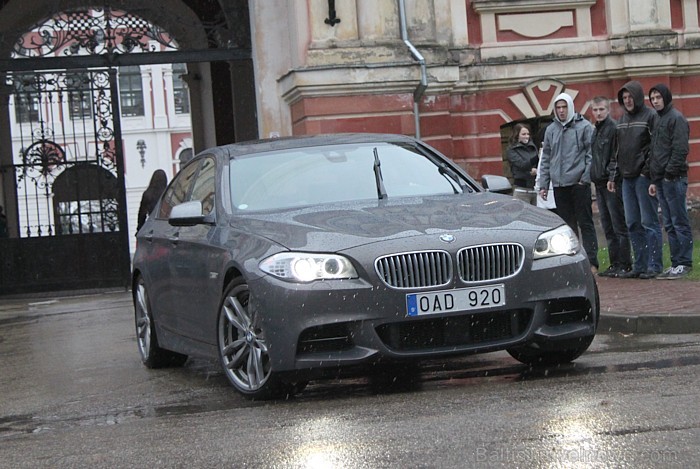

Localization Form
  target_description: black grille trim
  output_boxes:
[376,310,532,352]
[544,298,595,326]
[457,243,525,283]
[297,323,353,355]
[375,250,452,289]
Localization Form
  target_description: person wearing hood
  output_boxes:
[606,80,662,279]
[648,83,694,279]
[506,123,539,205]
[539,92,598,272]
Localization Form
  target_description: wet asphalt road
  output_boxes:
[1,293,700,468]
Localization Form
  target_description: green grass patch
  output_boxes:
[597,243,698,280]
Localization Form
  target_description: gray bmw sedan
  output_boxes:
[132,133,598,399]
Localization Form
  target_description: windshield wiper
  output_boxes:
[373,147,387,199]
[439,163,469,193]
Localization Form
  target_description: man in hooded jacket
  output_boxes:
[607,81,662,279]
[539,92,598,271]
[648,83,694,279]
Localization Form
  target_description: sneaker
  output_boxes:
[666,265,692,280]
[639,270,661,279]
[618,269,642,279]
[656,267,675,280]
[591,266,599,275]
[598,266,618,277]
[611,266,632,278]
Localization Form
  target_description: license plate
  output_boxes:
[406,284,505,316]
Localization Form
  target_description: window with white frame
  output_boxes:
[172,63,190,114]
[118,65,144,117]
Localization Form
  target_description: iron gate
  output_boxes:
[0,68,130,295]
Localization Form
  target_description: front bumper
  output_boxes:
[248,250,597,375]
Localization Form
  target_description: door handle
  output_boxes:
[168,232,180,245]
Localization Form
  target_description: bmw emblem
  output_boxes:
[439,234,455,243]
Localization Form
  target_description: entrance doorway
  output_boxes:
[1,68,131,294]
[0,3,256,295]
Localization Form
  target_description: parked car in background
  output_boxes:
[132,133,599,399]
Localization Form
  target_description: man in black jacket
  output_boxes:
[648,84,694,279]
[607,81,663,279]
[590,96,631,277]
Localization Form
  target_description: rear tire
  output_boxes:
[133,275,188,368]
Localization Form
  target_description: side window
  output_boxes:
[190,157,216,216]
[158,160,200,219]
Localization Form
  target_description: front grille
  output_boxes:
[376,310,532,351]
[375,250,452,289]
[458,243,524,282]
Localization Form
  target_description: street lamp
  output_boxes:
[136,139,147,168]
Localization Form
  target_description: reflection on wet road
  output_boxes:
[1,295,699,467]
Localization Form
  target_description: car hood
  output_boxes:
[232,192,563,251]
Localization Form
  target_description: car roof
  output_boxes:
[204,133,422,159]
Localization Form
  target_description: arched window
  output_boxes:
[52,164,120,235]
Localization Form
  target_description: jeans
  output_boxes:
[595,181,632,269]
[553,184,599,268]
[621,176,663,273]
[656,177,694,267]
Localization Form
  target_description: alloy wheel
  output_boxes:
[218,282,272,393]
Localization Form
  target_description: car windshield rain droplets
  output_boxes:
[229,142,472,212]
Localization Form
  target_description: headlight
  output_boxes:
[259,252,358,282]
[533,225,579,259]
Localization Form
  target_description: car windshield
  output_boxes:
[229,142,470,211]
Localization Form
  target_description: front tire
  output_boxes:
[508,284,599,367]
[217,277,305,399]
[507,335,594,367]
[133,275,188,368]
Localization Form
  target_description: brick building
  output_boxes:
[0,0,697,294]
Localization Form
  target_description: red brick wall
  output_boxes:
[290,76,700,199]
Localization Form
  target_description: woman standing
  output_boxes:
[136,169,168,234]
[506,123,539,205]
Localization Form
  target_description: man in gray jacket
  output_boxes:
[648,83,694,279]
[539,92,598,272]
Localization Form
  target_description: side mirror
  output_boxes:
[481,175,512,195]
[169,200,213,226]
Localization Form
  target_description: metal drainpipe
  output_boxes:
[398,0,428,139]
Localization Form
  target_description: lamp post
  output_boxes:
[136,139,147,168]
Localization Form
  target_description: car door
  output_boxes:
[167,156,223,343]
[144,160,200,333]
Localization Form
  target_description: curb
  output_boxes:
[599,313,700,334]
